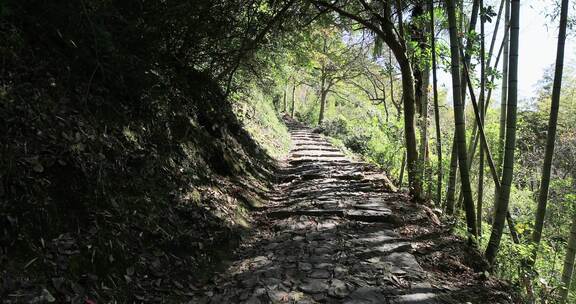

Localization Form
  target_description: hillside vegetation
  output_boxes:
[0,1,292,302]
[2,0,576,303]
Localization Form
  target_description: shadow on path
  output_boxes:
[191,119,511,304]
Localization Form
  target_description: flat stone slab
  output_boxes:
[268,209,345,218]
[391,293,438,304]
[344,287,388,304]
[328,279,350,298]
[310,269,331,279]
[300,172,327,180]
[351,230,400,244]
[383,252,425,277]
[292,151,345,157]
[357,242,413,259]
[299,279,329,294]
[354,202,392,212]
[345,209,393,222]
[334,173,365,180]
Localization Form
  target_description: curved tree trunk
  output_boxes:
[485,0,520,264]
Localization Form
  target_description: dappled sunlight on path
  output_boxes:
[190,119,509,304]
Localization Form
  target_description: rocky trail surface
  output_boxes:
[191,120,516,304]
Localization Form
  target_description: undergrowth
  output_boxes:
[0,1,282,302]
[233,83,291,159]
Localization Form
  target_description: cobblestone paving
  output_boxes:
[191,121,440,304]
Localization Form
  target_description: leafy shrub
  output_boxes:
[343,131,371,154]
[320,117,349,137]
[295,109,318,126]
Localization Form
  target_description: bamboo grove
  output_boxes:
[251,0,575,301]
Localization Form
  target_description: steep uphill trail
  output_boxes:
[191,119,516,304]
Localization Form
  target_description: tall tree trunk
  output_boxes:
[487,0,506,69]
[531,0,569,265]
[318,88,327,125]
[318,37,328,125]
[457,0,480,210]
[389,51,401,120]
[381,85,390,122]
[495,0,510,210]
[397,58,422,199]
[452,23,510,207]
[498,0,510,174]
[291,82,297,118]
[399,152,407,187]
[446,0,477,241]
[446,0,479,214]
[414,3,431,191]
[425,155,433,200]
[485,0,520,264]
[560,190,576,303]
[430,0,442,206]
[477,148,485,236]
[446,141,458,214]
[461,51,521,247]
[389,3,422,200]
[418,71,430,200]
[455,23,509,211]
[283,86,287,112]
[460,22,509,177]
[460,0,480,107]
[477,0,486,237]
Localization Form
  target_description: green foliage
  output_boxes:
[320,116,349,137]
[344,131,371,154]
[481,5,498,23]
[0,0,296,301]
[3,0,576,301]
[233,83,291,158]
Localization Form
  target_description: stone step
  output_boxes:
[292,153,346,158]
[345,209,395,223]
[268,209,345,218]
[291,147,341,152]
[268,207,397,224]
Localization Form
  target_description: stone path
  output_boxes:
[191,121,442,303]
